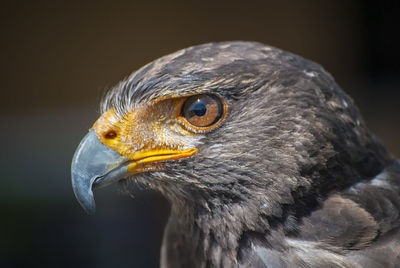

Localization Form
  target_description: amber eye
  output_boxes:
[181,94,223,128]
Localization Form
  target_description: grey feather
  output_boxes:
[101,41,400,267]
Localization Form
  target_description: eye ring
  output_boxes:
[179,94,227,131]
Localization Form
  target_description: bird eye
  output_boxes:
[181,94,224,128]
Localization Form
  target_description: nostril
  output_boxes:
[104,130,117,139]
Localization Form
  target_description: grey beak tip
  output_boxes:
[74,187,96,215]
[71,172,97,215]
[71,130,128,214]
[78,200,96,215]
[82,202,96,215]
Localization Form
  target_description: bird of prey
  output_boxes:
[71,41,400,267]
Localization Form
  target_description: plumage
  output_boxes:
[71,41,400,267]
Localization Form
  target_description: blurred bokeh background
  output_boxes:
[1,1,399,267]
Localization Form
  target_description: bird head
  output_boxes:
[72,41,389,238]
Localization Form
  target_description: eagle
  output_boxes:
[71,41,400,267]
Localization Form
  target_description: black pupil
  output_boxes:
[192,101,207,116]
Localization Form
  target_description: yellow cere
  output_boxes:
[92,97,199,174]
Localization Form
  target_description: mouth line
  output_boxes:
[92,149,198,189]
[92,160,132,189]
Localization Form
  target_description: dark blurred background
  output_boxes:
[1,1,399,267]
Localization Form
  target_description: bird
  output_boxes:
[71,41,400,267]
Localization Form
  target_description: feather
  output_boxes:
[75,41,400,267]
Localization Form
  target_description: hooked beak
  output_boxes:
[71,131,128,214]
[71,130,198,214]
